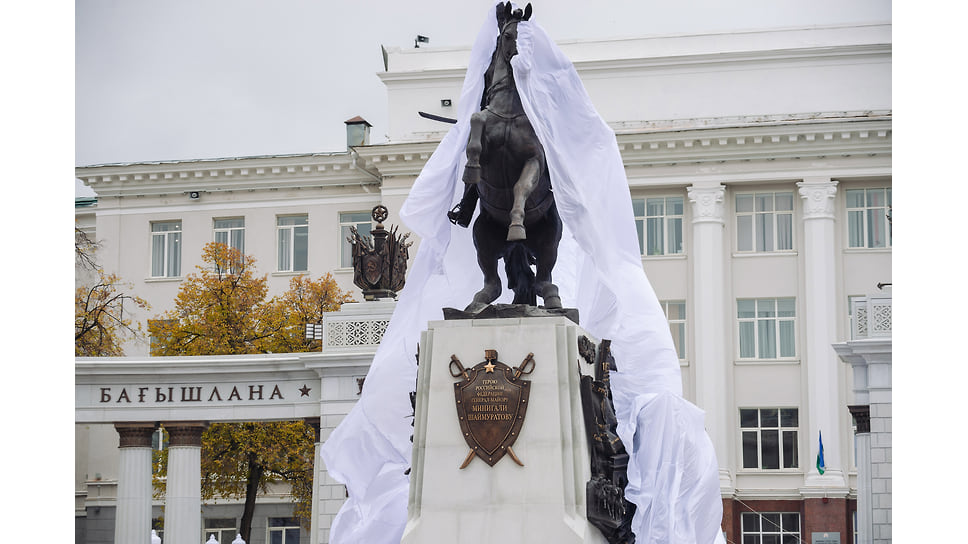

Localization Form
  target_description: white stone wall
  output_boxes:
[870,384,892,542]
[380,25,891,144]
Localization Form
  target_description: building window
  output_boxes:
[340,212,372,268]
[278,215,309,272]
[661,300,686,360]
[214,218,245,253]
[268,517,301,544]
[151,427,168,451]
[148,319,176,356]
[736,192,794,252]
[150,221,182,277]
[150,427,168,476]
[741,511,801,544]
[741,408,799,469]
[846,187,891,249]
[737,298,796,359]
[633,196,684,256]
[205,518,238,544]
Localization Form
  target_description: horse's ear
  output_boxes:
[523,3,532,20]
[495,2,507,25]
[503,2,513,21]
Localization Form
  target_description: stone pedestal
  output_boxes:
[402,316,607,544]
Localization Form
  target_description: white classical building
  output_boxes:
[76,23,891,544]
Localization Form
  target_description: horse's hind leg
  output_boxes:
[507,157,541,241]
[530,207,563,309]
[462,111,487,184]
[465,216,504,313]
[534,255,562,309]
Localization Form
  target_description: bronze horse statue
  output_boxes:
[449,2,563,313]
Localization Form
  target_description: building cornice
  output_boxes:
[76,152,378,198]
[616,112,891,167]
[76,111,890,198]
[359,112,890,178]
[352,141,440,178]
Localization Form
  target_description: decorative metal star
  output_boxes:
[299,384,312,397]
[483,361,496,373]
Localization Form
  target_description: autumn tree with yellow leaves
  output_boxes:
[75,227,149,356]
[151,242,353,540]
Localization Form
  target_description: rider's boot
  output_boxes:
[448,185,479,227]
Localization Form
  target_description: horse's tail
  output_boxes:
[505,242,536,306]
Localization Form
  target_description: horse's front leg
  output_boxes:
[462,111,487,184]
[507,156,541,241]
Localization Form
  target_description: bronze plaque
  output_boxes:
[450,351,534,468]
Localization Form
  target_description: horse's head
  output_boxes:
[494,2,532,61]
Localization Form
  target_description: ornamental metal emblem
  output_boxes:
[347,205,413,301]
[449,349,535,468]
[362,252,383,286]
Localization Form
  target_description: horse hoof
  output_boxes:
[543,296,562,309]
[464,301,489,314]
[507,224,526,241]
[462,165,481,184]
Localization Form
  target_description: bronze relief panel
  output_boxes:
[450,350,534,468]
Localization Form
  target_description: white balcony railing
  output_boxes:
[851,290,892,339]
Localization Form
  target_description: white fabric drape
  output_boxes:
[320,4,725,543]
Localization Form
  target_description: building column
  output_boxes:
[163,422,206,544]
[797,177,847,492]
[849,405,873,543]
[686,183,732,493]
[114,423,157,544]
[305,417,321,544]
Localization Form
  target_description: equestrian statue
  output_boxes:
[448,2,563,314]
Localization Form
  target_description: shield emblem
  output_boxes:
[362,253,383,286]
[453,357,531,467]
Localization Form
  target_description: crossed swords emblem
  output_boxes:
[449,349,535,469]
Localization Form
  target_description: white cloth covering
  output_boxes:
[320,4,725,543]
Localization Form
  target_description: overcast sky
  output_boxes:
[75,0,891,189]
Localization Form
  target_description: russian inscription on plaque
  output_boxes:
[450,349,535,468]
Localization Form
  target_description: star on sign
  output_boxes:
[483,361,496,373]
[299,384,312,397]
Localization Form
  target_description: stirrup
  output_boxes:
[448,203,472,228]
